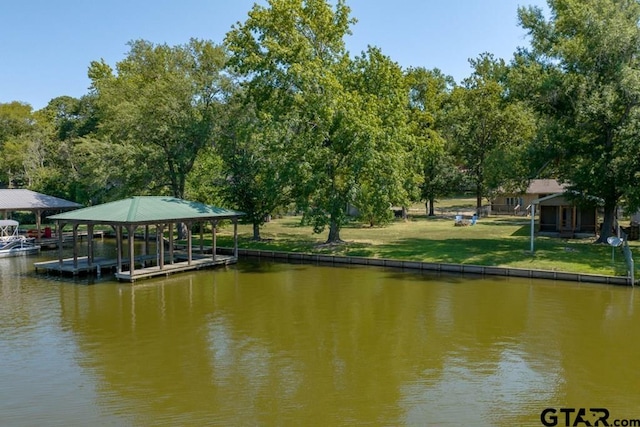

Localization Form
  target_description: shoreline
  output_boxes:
[219,247,635,287]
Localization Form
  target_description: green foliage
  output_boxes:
[0,101,33,144]
[185,145,225,206]
[0,102,36,187]
[216,95,294,239]
[404,67,461,214]
[353,181,394,227]
[447,53,536,212]
[88,39,231,200]
[517,0,640,241]
[226,0,412,242]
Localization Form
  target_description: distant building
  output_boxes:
[532,193,598,238]
[491,179,566,215]
[493,179,599,238]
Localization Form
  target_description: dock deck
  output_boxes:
[34,253,236,282]
[36,230,105,249]
[115,256,235,282]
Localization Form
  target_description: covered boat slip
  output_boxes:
[34,196,244,282]
[0,189,82,244]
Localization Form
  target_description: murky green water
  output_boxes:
[1,243,640,426]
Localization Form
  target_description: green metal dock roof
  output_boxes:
[48,196,244,225]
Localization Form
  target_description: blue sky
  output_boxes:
[1,0,548,111]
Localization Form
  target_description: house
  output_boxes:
[492,179,566,215]
[494,179,598,238]
[532,193,598,238]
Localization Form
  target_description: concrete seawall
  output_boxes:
[218,247,634,287]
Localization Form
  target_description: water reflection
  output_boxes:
[1,250,640,426]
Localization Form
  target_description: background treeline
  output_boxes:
[1,0,640,243]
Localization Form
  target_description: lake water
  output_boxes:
[1,243,639,426]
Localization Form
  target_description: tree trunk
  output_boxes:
[402,206,408,220]
[326,218,342,243]
[176,222,188,240]
[596,201,617,243]
[428,198,436,216]
[252,222,261,241]
[173,185,188,240]
[476,188,483,217]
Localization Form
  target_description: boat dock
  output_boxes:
[34,252,237,282]
[36,196,244,283]
[37,230,105,249]
[115,255,236,281]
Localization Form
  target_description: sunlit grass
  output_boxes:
[212,212,638,277]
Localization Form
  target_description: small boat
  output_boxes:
[0,220,41,258]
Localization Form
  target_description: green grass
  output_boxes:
[31,196,636,277]
[211,212,638,277]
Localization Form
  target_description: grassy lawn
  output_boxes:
[30,196,637,277]
[210,200,639,277]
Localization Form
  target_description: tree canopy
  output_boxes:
[517,0,640,241]
[3,0,640,249]
[88,38,231,201]
[447,54,536,213]
[226,0,412,242]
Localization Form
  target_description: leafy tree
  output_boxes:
[217,94,294,240]
[0,102,35,187]
[226,0,354,243]
[20,95,108,204]
[88,39,231,201]
[346,47,413,226]
[447,53,536,214]
[420,150,464,216]
[0,101,33,144]
[39,95,100,142]
[404,67,461,216]
[227,0,411,242]
[517,0,640,242]
[185,144,225,206]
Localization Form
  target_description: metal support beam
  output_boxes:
[530,203,536,253]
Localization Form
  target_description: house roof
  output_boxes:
[526,179,566,195]
[532,190,604,206]
[531,193,565,205]
[48,196,244,225]
[0,189,82,211]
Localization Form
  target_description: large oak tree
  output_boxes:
[88,39,231,201]
[447,54,536,214]
[226,0,411,242]
[517,0,640,242]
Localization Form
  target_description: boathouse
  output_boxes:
[532,193,598,238]
[35,196,244,282]
[0,189,82,242]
